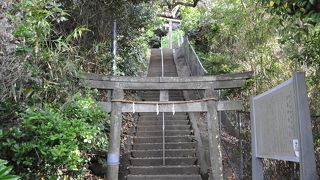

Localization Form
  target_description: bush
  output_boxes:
[0,92,109,178]
[0,159,19,180]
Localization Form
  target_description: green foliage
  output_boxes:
[0,159,19,180]
[259,0,320,113]
[0,92,109,178]
[162,30,184,48]
[2,0,161,178]
[9,0,87,104]
[179,0,320,177]
[61,0,160,76]
[262,0,320,24]
[180,0,319,114]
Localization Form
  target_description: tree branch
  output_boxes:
[159,0,201,18]
[169,0,200,10]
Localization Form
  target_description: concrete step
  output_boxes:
[127,174,202,180]
[136,130,191,136]
[169,97,185,101]
[140,97,185,101]
[149,56,174,59]
[138,120,189,125]
[137,125,190,131]
[131,149,196,158]
[151,54,174,57]
[138,116,188,121]
[129,165,199,175]
[147,69,176,72]
[138,93,160,96]
[139,95,160,98]
[139,97,161,100]
[141,94,183,98]
[130,157,197,166]
[133,135,194,143]
[164,74,178,77]
[149,65,176,68]
[150,55,174,58]
[139,113,187,116]
[132,142,196,150]
[148,64,175,66]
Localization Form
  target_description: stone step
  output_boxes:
[149,65,175,68]
[150,54,173,57]
[164,75,178,77]
[137,125,190,131]
[136,130,191,137]
[139,112,188,117]
[149,58,174,61]
[138,120,189,125]
[151,47,169,49]
[131,149,196,158]
[132,142,196,150]
[133,135,194,143]
[138,116,188,121]
[148,70,177,74]
[141,94,183,98]
[127,174,202,180]
[139,97,161,100]
[129,165,199,175]
[147,74,178,77]
[149,56,174,59]
[149,62,175,65]
[139,94,160,97]
[169,97,185,101]
[130,157,197,166]
[147,73,178,77]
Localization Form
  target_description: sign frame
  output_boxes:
[250,72,317,179]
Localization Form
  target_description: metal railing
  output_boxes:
[160,37,166,166]
[181,36,207,76]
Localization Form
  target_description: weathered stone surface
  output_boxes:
[0,0,24,101]
[127,174,202,180]
[0,0,16,55]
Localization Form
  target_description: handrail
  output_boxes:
[161,38,164,77]
[160,37,166,166]
[162,112,165,165]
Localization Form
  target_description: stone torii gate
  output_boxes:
[83,72,252,180]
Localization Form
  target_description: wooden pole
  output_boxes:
[205,89,223,180]
[106,89,124,180]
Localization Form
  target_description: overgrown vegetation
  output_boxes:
[0,0,160,178]
[1,92,109,178]
[1,0,319,178]
[0,159,19,180]
[178,0,320,178]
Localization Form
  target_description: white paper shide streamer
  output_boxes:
[172,103,175,115]
[156,103,159,115]
[132,102,135,114]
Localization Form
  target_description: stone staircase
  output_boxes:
[126,49,202,180]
